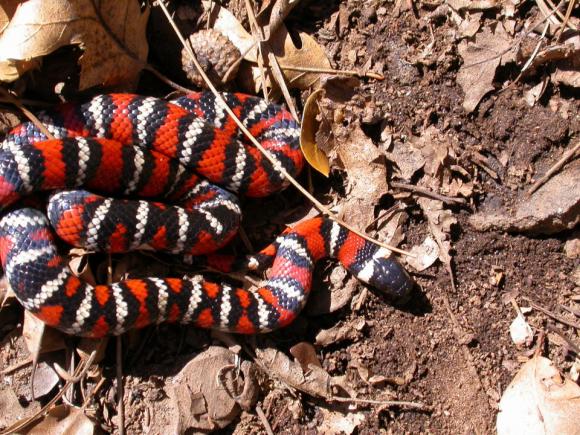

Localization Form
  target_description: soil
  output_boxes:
[0,0,578,434]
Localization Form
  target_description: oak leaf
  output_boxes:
[0,0,149,90]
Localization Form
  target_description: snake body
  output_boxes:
[0,93,412,337]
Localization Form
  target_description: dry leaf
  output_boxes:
[0,0,19,33]
[337,122,388,228]
[406,237,440,272]
[166,346,258,432]
[23,310,66,356]
[0,0,149,90]
[497,355,580,435]
[27,405,96,435]
[457,24,514,112]
[300,89,331,176]
[255,346,333,399]
[318,409,365,435]
[469,160,580,235]
[509,315,533,347]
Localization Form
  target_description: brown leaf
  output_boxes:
[0,0,19,33]
[457,24,514,112]
[337,122,388,228]
[23,311,66,356]
[0,0,149,90]
[27,404,96,435]
[300,89,330,176]
[497,355,580,435]
[255,346,333,399]
[166,346,258,432]
[470,160,580,235]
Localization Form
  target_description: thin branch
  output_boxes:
[278,64,384,80]
[527,140,580,195]
[391,181,467,205]
[156,1,414,258]
[523,297,580,329]
[0,87,55,139]
[330,395,431,411]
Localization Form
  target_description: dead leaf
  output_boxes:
[203,1,257,62]
[27,404,96,435]
[23,311,66,356]
[497,355,580,435]
[470,160,580,235]
[457,24,514,112]
[509,315,533,347]
[165,346,258,432]
[315,320,364,347]
[406,237,439,272]
[337,122,388,228]
[255,346,333,399]
[240,25,332,93]
[0,0,149,90]
[318,408,365,435]
[290,341,322,371]
[0,0,19,33]
[300,89,331,176]
[417,196,457,267]
[32,362,60,400]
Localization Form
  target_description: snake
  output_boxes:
[0,92,412,337]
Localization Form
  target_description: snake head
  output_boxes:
[359,254,414,304]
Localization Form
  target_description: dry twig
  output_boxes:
[527,141,580,195]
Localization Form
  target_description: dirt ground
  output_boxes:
[0,0,579,434]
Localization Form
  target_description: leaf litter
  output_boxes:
[0,0,579,433]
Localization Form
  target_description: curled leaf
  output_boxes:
[300,89,330,176]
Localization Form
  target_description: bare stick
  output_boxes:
[0,87,54,139]
[523,297,580,329]
[116,336,125,435]
[156,1,413,258]
[391,181,466,205]
[330,395,431,411]
[0,357,92,435]
[278,64,384,80]
[256,405,275,435]
[527,140,580,195]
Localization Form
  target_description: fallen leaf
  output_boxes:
[337,122,388,228]
[0,0,19,33]
[406,237,439,272]
[0,0,149,90]
[23,311,66,356]
[497,355,580,435]
[300,89,331,176]
[509,315,533,347]
[165,346,258,432]
[32,362,60,400]
[315,320,364,347]
[469,160,580,235]
[202,1,257,62]
[27,404,96,435]
[318,408,365,435]
[290,341,322,371]
[457,24,514,112]
[255,346,333,399]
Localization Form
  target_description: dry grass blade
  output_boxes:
[0,87,54,139]
[527,141,580,195]
[0,352,95,435]
[244,0,299,120]
[156,1,413,258]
